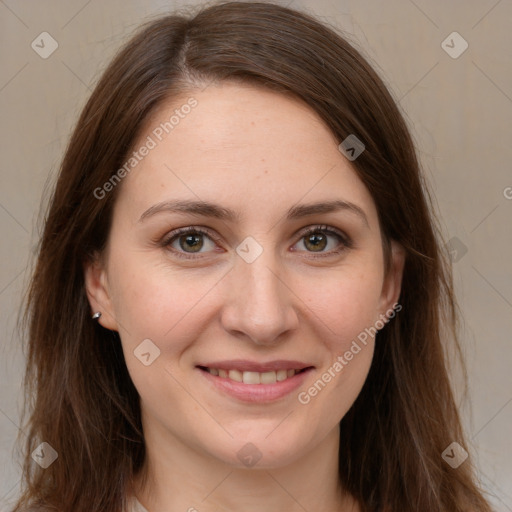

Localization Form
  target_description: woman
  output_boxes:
[13,1,493,511]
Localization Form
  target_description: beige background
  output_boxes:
[0,0,511,510]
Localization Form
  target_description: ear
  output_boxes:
[377,239,405,317]
[83,252,119,331]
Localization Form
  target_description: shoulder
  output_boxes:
[126,495,150,512]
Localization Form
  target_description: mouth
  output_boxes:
[195,360,314,403]
[197,366,311,384]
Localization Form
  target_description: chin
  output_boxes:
[207,428,315,470]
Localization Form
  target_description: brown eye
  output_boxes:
[161,227,219,259]
[303,232,328,252]
[160,224,352,261]
[294,225,352,257]
[177,233,204,253]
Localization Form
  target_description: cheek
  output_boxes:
[292,264,382,413]
[108,248,222,357]
[296,264,384,346]
[109,241,384,353]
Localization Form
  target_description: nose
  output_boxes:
[220,248,299,346]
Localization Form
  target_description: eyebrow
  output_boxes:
[138,199,369,227]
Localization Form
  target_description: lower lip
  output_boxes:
[197,367,313,403]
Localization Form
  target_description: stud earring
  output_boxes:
[92,312,102,320]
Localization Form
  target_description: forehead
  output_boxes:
[113,82,377,226]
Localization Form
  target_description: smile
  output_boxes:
[198,366,307,384]
[196,361,315,403]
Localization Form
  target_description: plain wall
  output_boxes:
[1,0,511,510]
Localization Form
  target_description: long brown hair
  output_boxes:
[13,2,492,511]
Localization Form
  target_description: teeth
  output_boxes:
[228,369,243,382]
[260,371,276,384]
[276,369,288,381]
[207,367,301,384]
[242,371,260,384]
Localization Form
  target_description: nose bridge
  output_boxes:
[221,242,298,344]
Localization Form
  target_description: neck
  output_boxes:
[132,420,359,512]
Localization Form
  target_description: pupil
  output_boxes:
[181,234,203,252]
[177,232,327,254]
[306,233,326,251]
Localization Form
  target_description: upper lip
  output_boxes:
[197,359,314,372]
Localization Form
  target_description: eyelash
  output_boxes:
[159,224,352,260]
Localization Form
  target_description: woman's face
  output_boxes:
[85,82,404,468]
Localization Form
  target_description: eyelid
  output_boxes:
[160,225,222,246]
[160,224,352,259]
[297,224,350,244]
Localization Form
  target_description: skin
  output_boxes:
[85,82,405,512]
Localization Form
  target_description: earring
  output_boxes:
[92,312,102,320]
